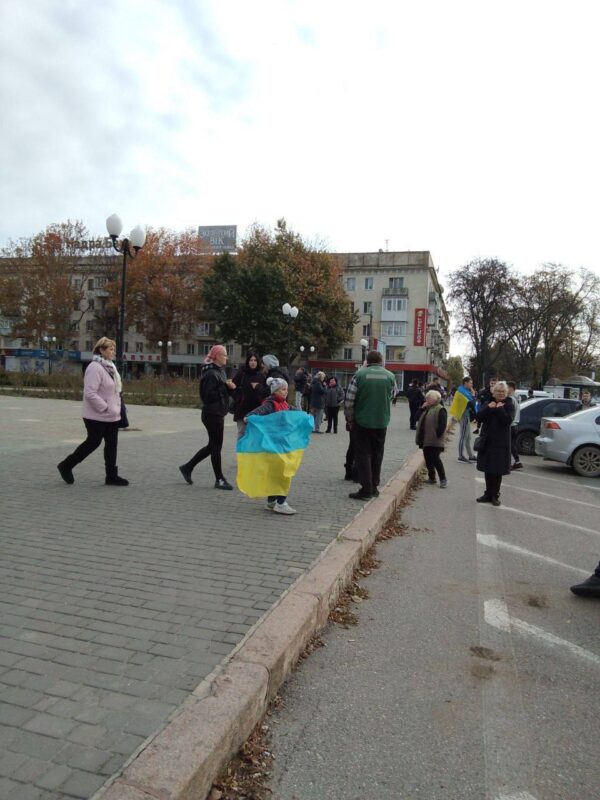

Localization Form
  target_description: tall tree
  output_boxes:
[448,258,519,384]
[105,227,209,375]
[202,220,356,364]
[445,355,465,389]
[0,220,103,346]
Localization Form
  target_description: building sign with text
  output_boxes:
[198,225,237,253]
[413,308,427,346]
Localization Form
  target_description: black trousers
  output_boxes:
[63,418,119,477]
[354,424,387,494]
[185,411,225,480]
[510,426,520,462]
[326,406,340,433]
[409,405,420,430]
[484,473,503,499]
[423,446,446,481]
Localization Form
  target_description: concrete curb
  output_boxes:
[95,449,425,800]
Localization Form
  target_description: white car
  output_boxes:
[535,406,600,477]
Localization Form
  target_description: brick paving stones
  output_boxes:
[0,395,417,799]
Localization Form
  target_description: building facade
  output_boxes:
[1,249,449,388]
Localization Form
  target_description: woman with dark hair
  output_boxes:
[475,380,515,506]
[325,377,345,433]
[179,344,236,489]
[57,337,128,486]
[232,351,266,438]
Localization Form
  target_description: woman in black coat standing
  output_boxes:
[232,351,266,438]
[475,380,515,506]
[179,344,236,489]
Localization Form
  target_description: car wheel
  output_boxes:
[517,431,537,456]
[572,446,600,478]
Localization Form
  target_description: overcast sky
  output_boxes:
[2,0,599,288]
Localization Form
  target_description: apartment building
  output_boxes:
[1,249,449,386]
[310,250,450,389]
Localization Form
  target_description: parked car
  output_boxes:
[514,389,551,403]
[535,406,600,477]
[515,397,582,455]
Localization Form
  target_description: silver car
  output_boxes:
[535,406,600,477]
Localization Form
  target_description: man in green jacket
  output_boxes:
[344,350,396,500]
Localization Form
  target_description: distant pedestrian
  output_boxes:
[344,350,395,500]
[325,377,345,433]
[451,376,477,464]
[293,367,308,410]
[261,354,289,398]
[570,561,600,598]
[475,380,515,506]
[507,381,523,470]
[581,390,597,409]
[415,390,448,487]
[179,344,236,490]
[309,371,327,433]
[57,337,129,486]
[231,351,266,439]
[406,379,425,430]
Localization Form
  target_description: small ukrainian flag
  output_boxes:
[450,390,469,421]
[236,412,314,498]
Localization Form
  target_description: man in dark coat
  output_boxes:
[406,379,425,430]
[293,367,308,409]
[475,380,515,506]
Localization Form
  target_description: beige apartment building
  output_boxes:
[1,249,449,388]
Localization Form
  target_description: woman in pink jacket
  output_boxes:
[57,337,129,486]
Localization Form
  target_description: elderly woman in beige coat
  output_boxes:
[415,389,448,487]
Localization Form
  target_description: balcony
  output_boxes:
[382,287,409,297]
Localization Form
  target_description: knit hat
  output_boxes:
[267,376,288,394]
[262,354,279,369]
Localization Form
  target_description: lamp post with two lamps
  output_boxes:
[282,302,299,373]
[106,214,147,376]
[43,335,57,375]
[157,340,172,377]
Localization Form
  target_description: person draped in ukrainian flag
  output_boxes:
[450,376,477,463]
[237,377,313,515]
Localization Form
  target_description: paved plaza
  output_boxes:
[0,395,416,800]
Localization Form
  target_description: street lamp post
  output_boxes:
[282,302,299,374]
[43,335,57,375]
[360,337,369,364]
[157,340,172,377]
[106,214,146,376]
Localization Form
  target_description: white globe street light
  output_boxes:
[282,302,299,371]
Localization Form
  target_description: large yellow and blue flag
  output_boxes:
[236,412,314,498]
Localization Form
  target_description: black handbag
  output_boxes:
[473,433,485,452]
[118,396,129,429]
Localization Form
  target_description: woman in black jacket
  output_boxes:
[179,344,236,489]
[475,381,515,506]
[232,351,266,438]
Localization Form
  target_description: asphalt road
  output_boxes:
[268,446,600,800]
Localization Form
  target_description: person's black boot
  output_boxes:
[491,495,501,507]
[57,461,74,484]
[570,574,600,598]
[476,494,492,503]
[105,470,129,486]
[179,464,193,485]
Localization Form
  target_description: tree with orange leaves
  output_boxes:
[0,220,104,347]
[105,227,209,375]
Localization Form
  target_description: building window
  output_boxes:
[70,340,78,350]
[346,277,356,292]
[73,301,80,311]
[363,301,372,314]
[187,343,195,355]
[383,298,407,312]
[70,322,79,331]
[343,347,353,360]
[85,320,94,332]
[88,279,94,290]
[85,340,93,351]
[389,277,404,289]
[171,341,179,354]
[87,298,95,311]
[362,324,371,337]
[225,344,234,356]
[135,341,144,353]
[200,344,211,356]
[196,322,214,337]
[382,322,408,337]
[72,278,81,289]
[172,322,181,335]
[364,277,373,290]
[124,341,129,352]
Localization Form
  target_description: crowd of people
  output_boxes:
[56,339,599,598]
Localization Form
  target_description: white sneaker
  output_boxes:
[265,500,276,510]
[274,501,296,515]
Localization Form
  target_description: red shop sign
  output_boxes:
[413,308,427,346]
